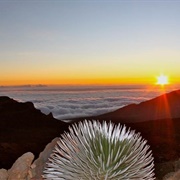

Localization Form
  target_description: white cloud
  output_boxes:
[0,85,167,121]
[33,95,145,120]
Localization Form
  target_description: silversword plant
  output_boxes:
[43,120,155,180]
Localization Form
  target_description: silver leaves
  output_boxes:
[43,120,155,180]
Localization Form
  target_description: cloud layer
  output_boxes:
[0,86,170,121]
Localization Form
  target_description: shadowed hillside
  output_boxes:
[0,96,69,169]
[91,89,180,122]
[74,90,180,123]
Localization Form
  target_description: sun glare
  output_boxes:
[156,74,169,86]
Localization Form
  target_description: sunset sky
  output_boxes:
[1,1,180,86]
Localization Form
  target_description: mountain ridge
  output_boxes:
[72,89,180,123]
[0,96,69,169]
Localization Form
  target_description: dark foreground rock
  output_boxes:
[0,96,69,169]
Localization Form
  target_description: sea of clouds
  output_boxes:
[0,85,174,120]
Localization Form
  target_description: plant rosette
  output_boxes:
[43,120,155,180]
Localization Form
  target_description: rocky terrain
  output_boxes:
[0,90,180,179]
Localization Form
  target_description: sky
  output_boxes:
[0,0,180,86]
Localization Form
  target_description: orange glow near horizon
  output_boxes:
[0,76,157,86]
[1,73,179,87]
[1,2,180,89]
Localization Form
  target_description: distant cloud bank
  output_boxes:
[0,85,172,120]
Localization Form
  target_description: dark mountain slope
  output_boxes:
[74,89,180,123]
[0,96,69,169]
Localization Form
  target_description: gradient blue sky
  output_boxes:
[1,0,180,85]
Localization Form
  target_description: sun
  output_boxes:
[156,74,169,85]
